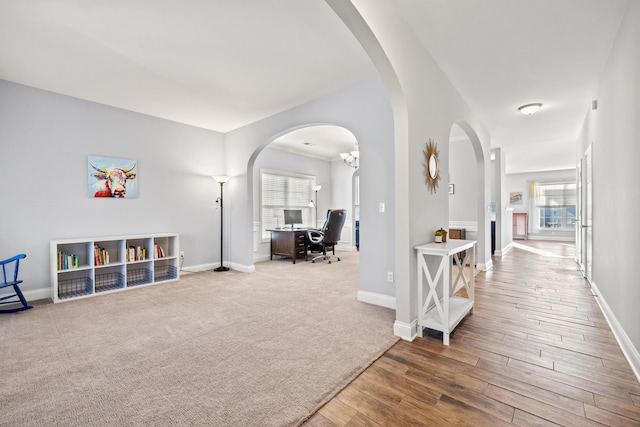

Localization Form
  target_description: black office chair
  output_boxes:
[0,254,33,313]
[307,209,347,263]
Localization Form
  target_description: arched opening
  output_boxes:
[448,123,478,241]
[449,121,489,269]
[247,124,361,265]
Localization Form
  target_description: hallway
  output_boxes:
[306,241,640,426]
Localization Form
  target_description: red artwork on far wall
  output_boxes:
[88,155,138,198]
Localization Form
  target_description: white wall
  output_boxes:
[0,77,393,300]
[329,0,492,340]
[504,169,576,241]
[497,151,514,251]
[0,80,226,296]
[224,78,395,295]
[491,149,512,254]
[330,160,358,250]
[449,137,478,240]
[576,1,640,375]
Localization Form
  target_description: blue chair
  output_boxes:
[0,254,33,313]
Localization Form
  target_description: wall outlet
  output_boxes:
[379,202,385,213]
[387,271,393,282]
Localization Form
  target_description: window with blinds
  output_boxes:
[261,169,315,240]
[533,182,577,229]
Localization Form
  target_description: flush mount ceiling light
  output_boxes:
[518,103,542,115]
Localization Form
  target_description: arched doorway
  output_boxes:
[247,124,361,263]
[449,120,489,270]
[448,123,478,242]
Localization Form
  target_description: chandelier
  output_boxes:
[340,143,359,168]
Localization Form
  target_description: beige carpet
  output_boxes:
[0,251,397,426]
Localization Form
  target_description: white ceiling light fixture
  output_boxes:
[340,143,359,168]
[518,103,542,115]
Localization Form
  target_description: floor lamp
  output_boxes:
[311,185,321,226]
[213,176,230,272]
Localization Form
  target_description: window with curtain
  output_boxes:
[260,169,315,240]
[531,181,577,230]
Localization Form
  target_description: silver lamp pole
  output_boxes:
[312,185,322,226]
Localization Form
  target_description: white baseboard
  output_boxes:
[528,235,575,242]
[496,242,513,256]
[353,281,415,343]
[393,319,419,342]
[6,287,52,303]
[590,280,640,383]
[477,258,493,271]
[179,262,217,274]
[357,290,396,309]
[228,261,255,273]
[181,261,255,274]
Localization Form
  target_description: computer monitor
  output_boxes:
[283,209,303,228]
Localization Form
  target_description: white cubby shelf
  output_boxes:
[51,233,179,303]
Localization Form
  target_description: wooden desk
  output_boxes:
[415,239,476,345]
[268,229,308,264]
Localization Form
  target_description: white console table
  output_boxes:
[415,239,476,345]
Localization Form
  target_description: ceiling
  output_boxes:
[394,0,629,173]
[0,1,629,172]
[270,126,358,162]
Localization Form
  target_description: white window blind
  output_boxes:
[534,182,577,207]
[260,170,314,239]
[530,181,577,230]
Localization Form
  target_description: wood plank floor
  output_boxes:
[304,241,640,426]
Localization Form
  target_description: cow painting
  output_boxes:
[88,156,138,198]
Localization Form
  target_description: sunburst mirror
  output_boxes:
[423,139,440,194]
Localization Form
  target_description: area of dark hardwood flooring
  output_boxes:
[304,241,640,426]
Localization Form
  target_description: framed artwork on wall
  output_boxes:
[510,191,523,205]
[88,155,138,198]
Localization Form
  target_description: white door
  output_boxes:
[582,145,593,283]
[576,160,582,266]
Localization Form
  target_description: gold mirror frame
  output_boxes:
[424,139,440,194]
